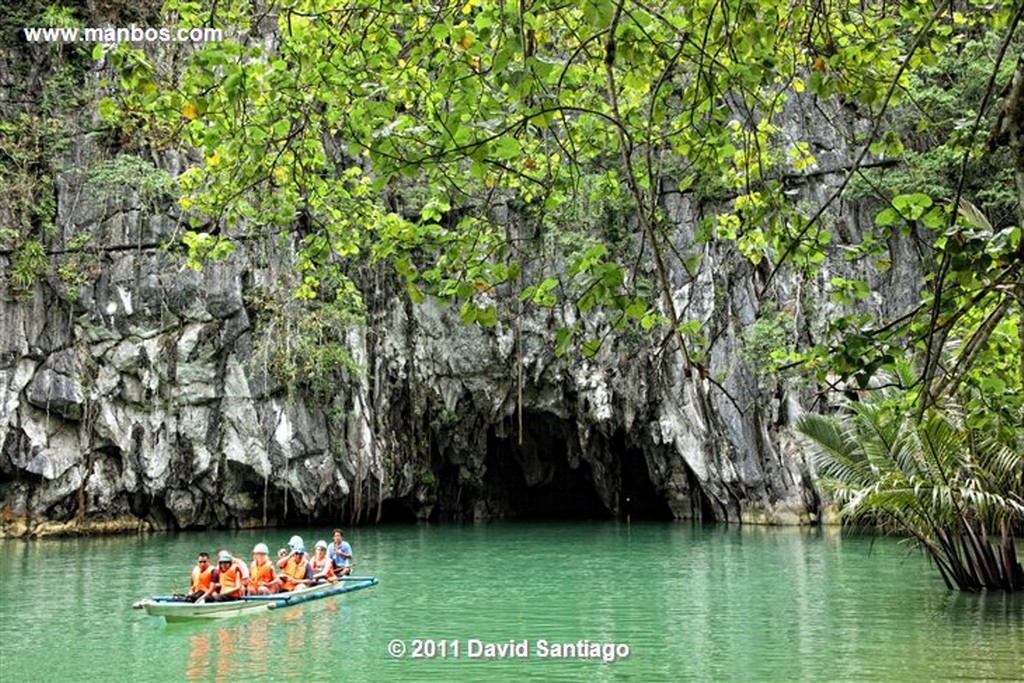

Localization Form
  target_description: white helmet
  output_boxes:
[315,540,327,550]
[288,535,304,549]
[253,542,269,554]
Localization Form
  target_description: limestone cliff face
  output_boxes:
[0,46,923,537]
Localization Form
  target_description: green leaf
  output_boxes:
[492,136,520,160]
[582,338,603,358]
[921,207,945,230]
[476,305,498,328]
[582,0,614,28]
[852,279,871,300]
[97,97,117,121]
[599,263,624,288]
[891,193,932,220]
[555,326,573,357]
[875,208,900,227]
[625,299,646,320]
[458,301,477,324]
[640,312,661,331]
[678,320,702,336]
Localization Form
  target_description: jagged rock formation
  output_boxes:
[0,20,926,538]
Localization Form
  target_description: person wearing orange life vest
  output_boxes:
[209,551,244,602]
[276,537,313,592]
[310,540,336,585]
[248,543,280,595]
[186,552,216,603]
[218,547,249,582]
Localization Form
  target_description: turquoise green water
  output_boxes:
[1,523,1021,682]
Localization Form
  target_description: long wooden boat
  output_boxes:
[133,576,379,622]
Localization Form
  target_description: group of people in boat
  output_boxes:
[185,529,353,603]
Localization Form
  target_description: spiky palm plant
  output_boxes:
[797,381,1024,591]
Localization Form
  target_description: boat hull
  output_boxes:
[141,599,272,621]
[135,577,379,622]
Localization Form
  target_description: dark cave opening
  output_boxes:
[485,414,609,519]
[611,431,675,521]
[482,412,678,521]
[375,498,419,523]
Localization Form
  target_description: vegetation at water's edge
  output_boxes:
[797,362,1024,592]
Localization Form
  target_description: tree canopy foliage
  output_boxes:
[96,0,1021,378]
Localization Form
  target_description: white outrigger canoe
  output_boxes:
[133,576,379,622]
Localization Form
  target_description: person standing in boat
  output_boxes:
[327,529,352,578]
[248,543,281,595]
[310,540,336,585]
[276,538,313,591]
[208,551,245,602]
[186,552,216,603]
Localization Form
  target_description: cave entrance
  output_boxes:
[485,412,609,520]
[612,431,675,521]
[374,498,420,524]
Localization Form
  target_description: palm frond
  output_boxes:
[798,383,1024,591]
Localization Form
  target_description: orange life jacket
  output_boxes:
[217,564,243,596]
[248,560,277,593]
[191,565,214,593]
[311,554,336,582]
[279,557,310,591]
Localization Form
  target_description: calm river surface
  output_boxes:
[1,522,1021,682]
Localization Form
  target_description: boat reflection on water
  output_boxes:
[185,630,210,680]
[185,616,269,681]
[184,603,342,679]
